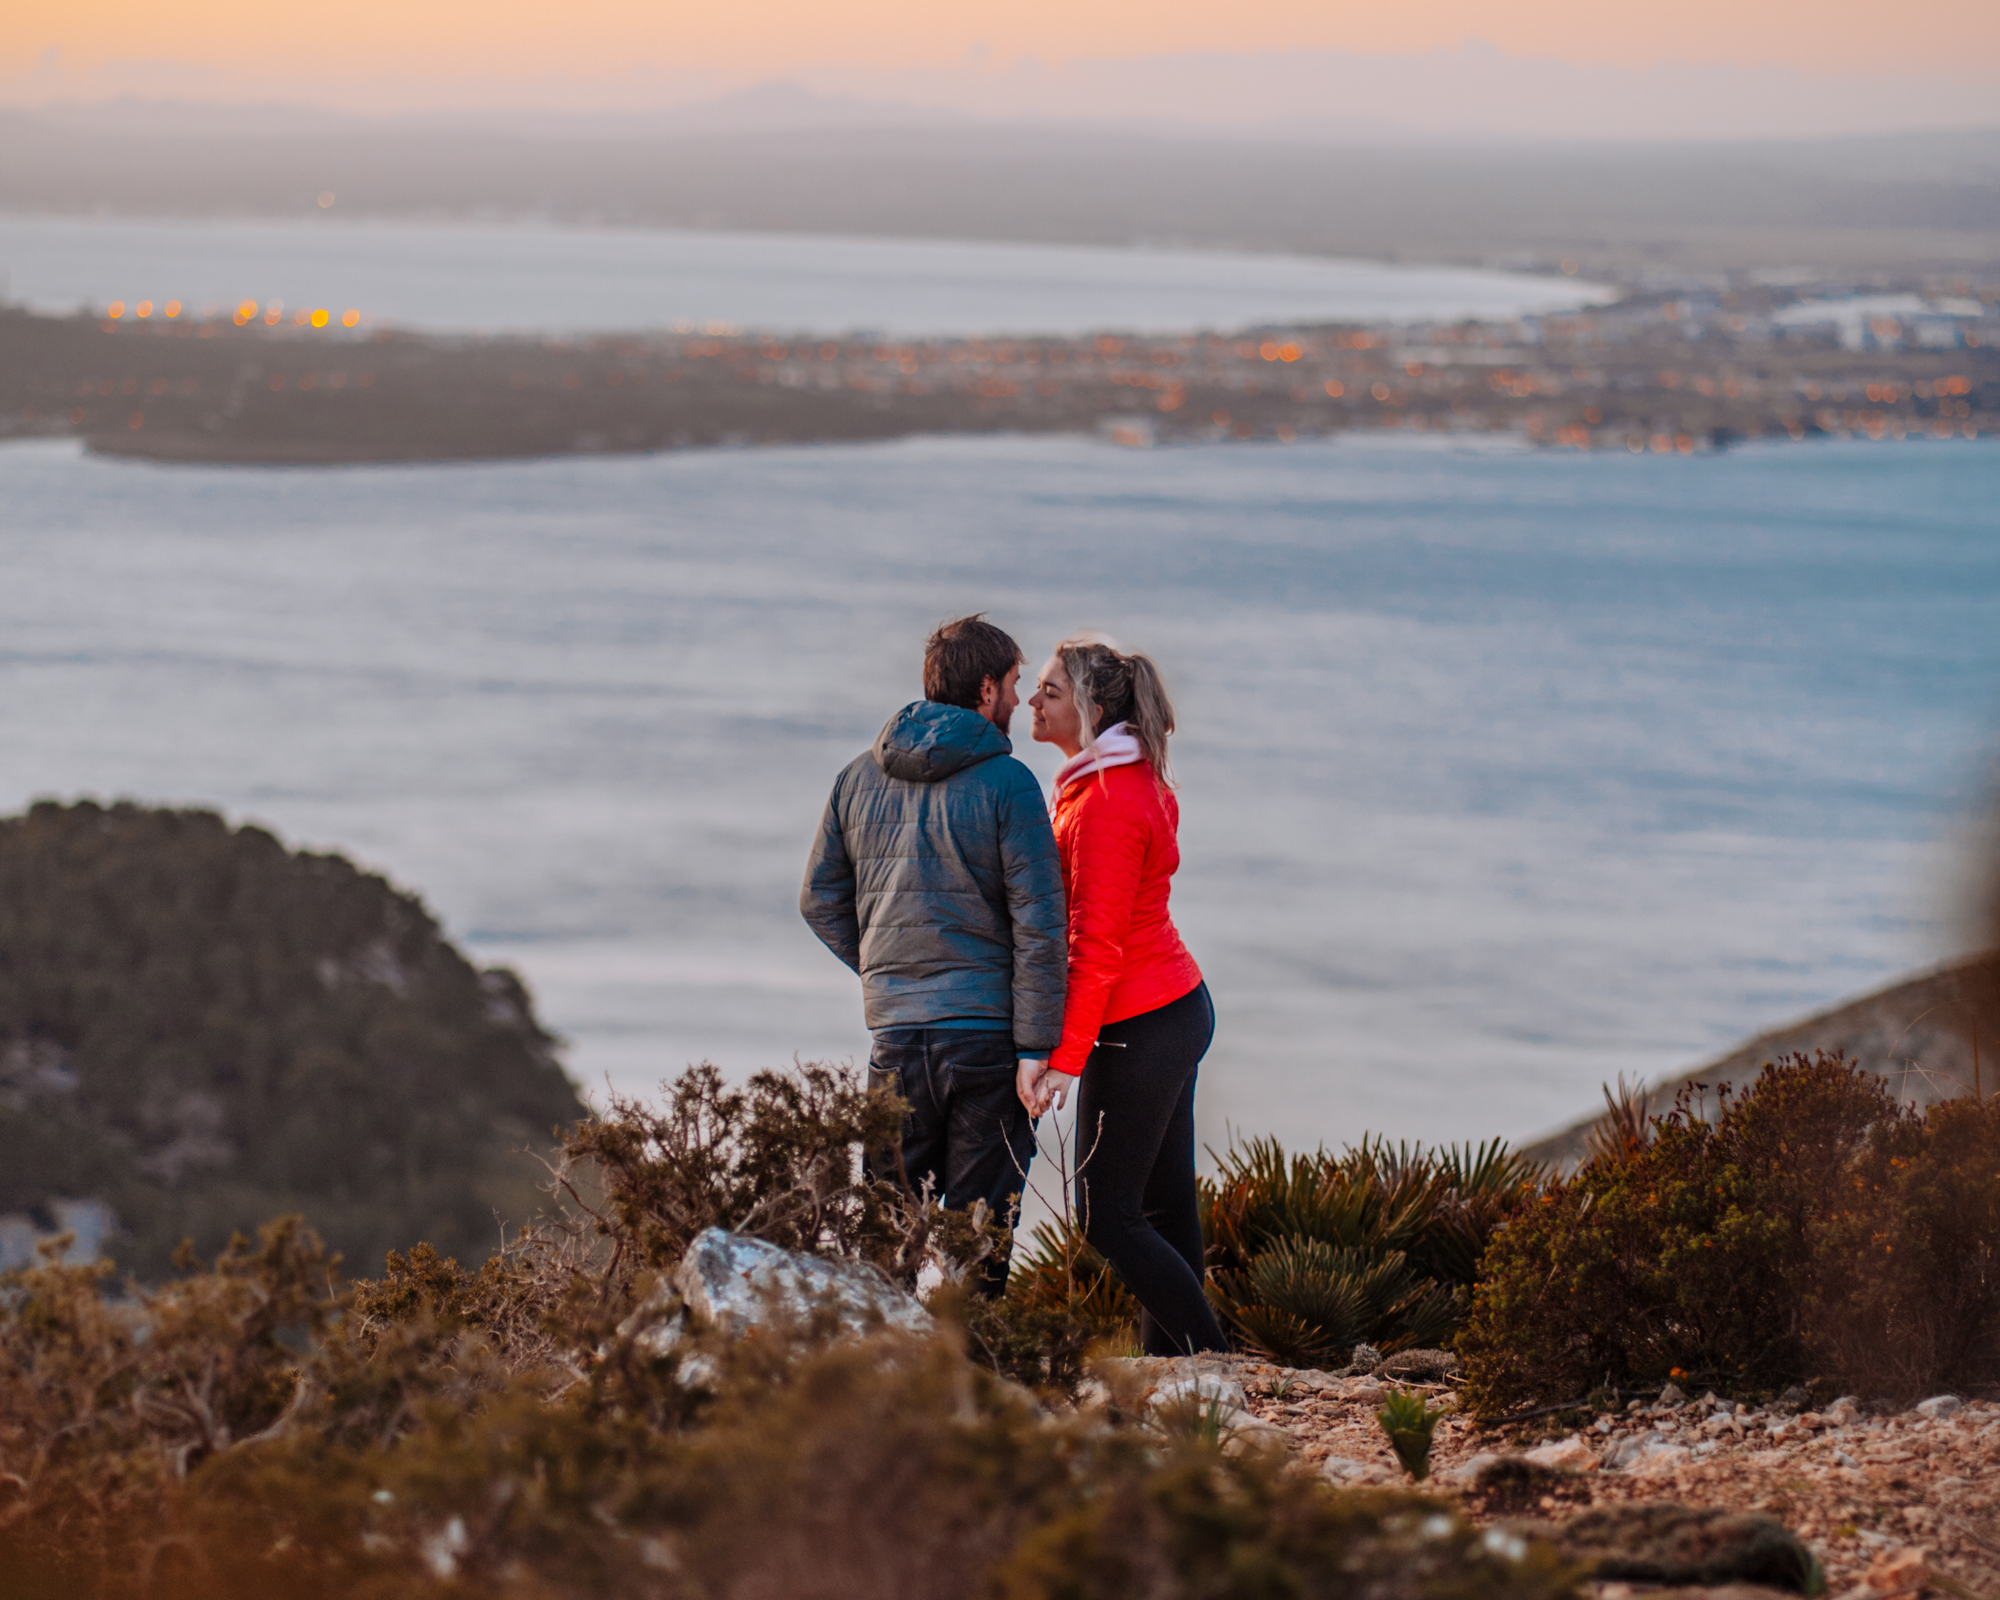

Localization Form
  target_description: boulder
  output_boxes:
[1149,1373,1249,1415]
[1553,1505,1821,1593]
[1602,1434,1691,1474]
[1440,1451,1504,1486]
[1320,1455,1395,1486]
[672,1228,932,1342]
[1522,1434,1598,1471]
[1915,1394,1963,1421]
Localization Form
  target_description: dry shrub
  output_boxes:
[1812,1091,2000,1395]
[0,1254,1580,1600]
[564,1061,994,1287]
[0,1059,1585,1599]
[0,1219,336,1581]
[1460,1051,2000,1415]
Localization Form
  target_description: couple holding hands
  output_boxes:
[802,614,1227,1357]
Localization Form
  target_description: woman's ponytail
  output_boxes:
[1055,634,1177,786]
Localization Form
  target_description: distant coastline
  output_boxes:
[2,275,1990,465]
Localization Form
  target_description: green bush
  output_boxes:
[1200,1135,1540,1366]
[1459,1051,2000,1415]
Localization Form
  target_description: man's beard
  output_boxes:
[990,701,1013,736]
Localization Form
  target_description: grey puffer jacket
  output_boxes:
[801,701,1066,1051]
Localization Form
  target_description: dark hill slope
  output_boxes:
[0,801,588,1280]
[1521,954,1999,1171]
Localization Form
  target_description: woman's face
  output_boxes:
[1028,654,1084,755]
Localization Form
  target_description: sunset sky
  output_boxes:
[5,0,1998,120]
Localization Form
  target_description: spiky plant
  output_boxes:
[1200,1135,1539,1368]
[1378,1388,1446,1481]
[1585,1074,1656,1166]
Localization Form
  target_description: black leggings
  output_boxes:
[1074,982,1229,1357]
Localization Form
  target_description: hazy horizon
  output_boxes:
[6,46,2000,146]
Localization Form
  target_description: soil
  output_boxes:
[1106,1354,2000,1600]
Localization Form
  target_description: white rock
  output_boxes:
[1149,1374,1250,1415]
[1221,1416,1293,1456]
[1631,1442,1692,1475]
[1440,1451,1504,1485]
[672,1228,932,1341]
[1320,1455,1395,1485]
[1915,1395,1963,1421]
[1607,1434,1692,1475]
[1523,1434,1598,1471]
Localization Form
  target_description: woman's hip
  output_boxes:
[1091,980,1213,1074]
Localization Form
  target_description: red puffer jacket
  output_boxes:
[1048,762,1203,1077]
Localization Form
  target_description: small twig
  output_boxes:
[1945,1513,2000,1560]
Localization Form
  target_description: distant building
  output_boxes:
[1774,293,1982,351]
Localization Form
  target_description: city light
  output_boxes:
[312,309,330,328]
[342,310,361,327]
[164,301,182,318]
[107,301,125,319]
[136,301,154,318]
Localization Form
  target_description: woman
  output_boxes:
[1019,636,1229,1357]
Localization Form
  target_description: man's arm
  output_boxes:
[800,775,862,972]
[997,766,1067,1055]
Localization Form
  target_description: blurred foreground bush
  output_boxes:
[0,1064,1578,1600]
[1460,1051,2000,1414]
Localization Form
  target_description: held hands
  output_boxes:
[1016,1057,1072,1117]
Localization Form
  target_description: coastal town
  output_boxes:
[0,263,1992,464]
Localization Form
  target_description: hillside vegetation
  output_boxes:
[0,800,587,1282]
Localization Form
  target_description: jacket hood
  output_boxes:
[873,701,1011,783]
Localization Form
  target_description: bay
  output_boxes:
[0,433,1994,1157]
[0,213,1610,337]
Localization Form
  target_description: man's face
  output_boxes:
[978,665,1021,734]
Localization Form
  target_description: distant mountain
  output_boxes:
[1521,955,2000,1171]
[0,801,588,1281]
[3,111,1997,272]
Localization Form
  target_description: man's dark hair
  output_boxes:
[923,615,1023,710]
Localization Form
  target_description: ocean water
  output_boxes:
[1,433,1995,1158]
[0,213,1611,338]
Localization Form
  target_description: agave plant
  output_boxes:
[1200,1134,1540,1368]
[1377,1387,1447,1481]
[1004,1218,1140,1337]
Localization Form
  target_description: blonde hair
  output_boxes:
[1056,633,1177,785]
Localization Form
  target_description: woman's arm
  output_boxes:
[1048,788,1148,1077]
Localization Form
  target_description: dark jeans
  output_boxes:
[1074,982,1230,1356]
[867,1027,1034,1295]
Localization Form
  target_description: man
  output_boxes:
[801,614,1066,1286]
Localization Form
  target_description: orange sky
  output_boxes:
[6,0,1999,104]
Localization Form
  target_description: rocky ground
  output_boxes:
[1096,1354,2000,1600]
